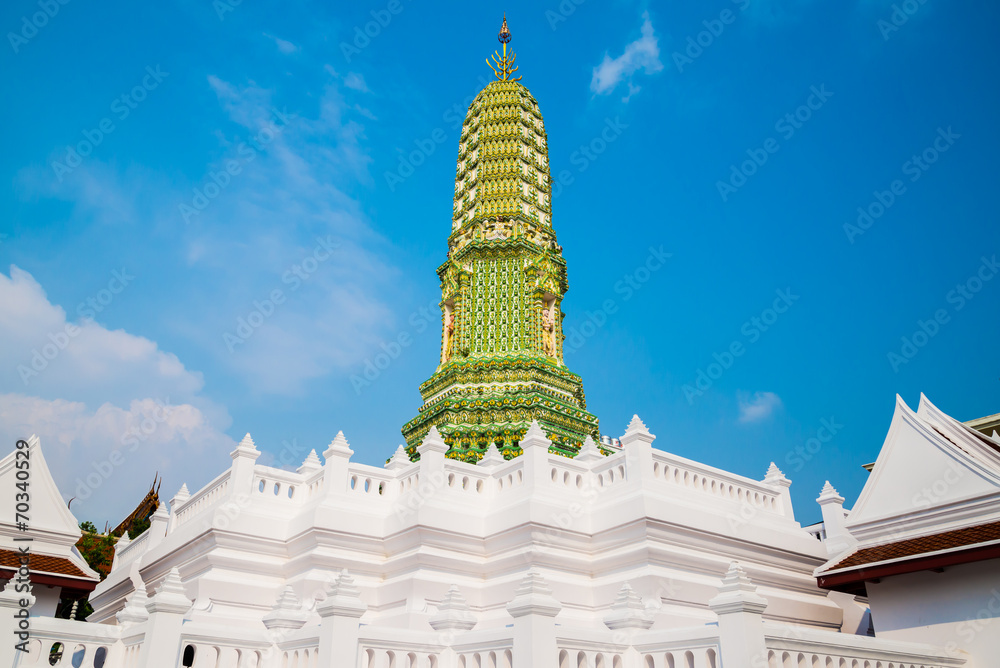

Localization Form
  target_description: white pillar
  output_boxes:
[708,562,769,668]
[817,481,856,557]
[519,421,553,490]
[147,502,170,550]
[229,433,261,498]
[138,567,191,668]
[619,415,656,489]
[417,426,449,481]
[323,431,355,497]
[167,484,190,532]
[110,531,130,574]
[317,569,367,668]
[506,570,562,667]
[0,578,33,668]
[763,463,795,519]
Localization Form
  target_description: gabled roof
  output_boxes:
[0,435,83,541]
[839,394,1000,543]
[0,436,100,585]
[815,395,1000,593]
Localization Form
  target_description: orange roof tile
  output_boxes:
[0,548,94,580]
[829,520,1000,571]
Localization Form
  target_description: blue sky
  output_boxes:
[1,0,997,526]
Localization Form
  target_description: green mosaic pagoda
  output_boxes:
[401,17,600,462]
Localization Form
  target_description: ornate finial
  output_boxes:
[487,15,521,82]
[498,14,511,44]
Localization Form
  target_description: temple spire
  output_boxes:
[487,15,521,82]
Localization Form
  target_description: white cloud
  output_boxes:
[0,266,205,406]
[0,266,235,523]
[591,12,663,98]
[263,32,298,54]
[737,391,783,424]
[18,71,400,396]
[344,72,370,93]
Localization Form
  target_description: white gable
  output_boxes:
[0,435,84,552]
[845,395,1000,543]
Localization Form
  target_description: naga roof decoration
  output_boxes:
[402,18,600,462]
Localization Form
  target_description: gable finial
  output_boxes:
[487,14,521,82]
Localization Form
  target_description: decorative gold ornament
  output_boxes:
[487,14,521,82]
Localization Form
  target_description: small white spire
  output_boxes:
[479,442,506,466]
[429,584,478,631]
[116,583,150,626]
[621,414,655,446]
[169,484,190,512]
[151,502,170,521]
[417,426,449,457]
[262,586,310,630]
[231,432,261,460]
[386,445,412,470]
[505,569,562,618]
[324,431,354,460]
[604,582,654,630]
[764,462,790,487]
[817,480,844,504]
[317,569,367,618]
[298,449,323,472]
[0,576,33,608]
[145,567,191,615]
[708,561,768,615]
[626,414,647,433]
[519,420,552,451]
[575,435,605,463]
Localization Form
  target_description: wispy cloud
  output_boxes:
[16,67,399,397]
[737,391,783,423]
[591,11,663,100]
[263,32,298,54]
[344,72,370,93]
[0,266,234,521]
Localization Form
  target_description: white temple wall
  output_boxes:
[89,425,853,639]
[29,586,59,618]
[866,559,1000,667]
